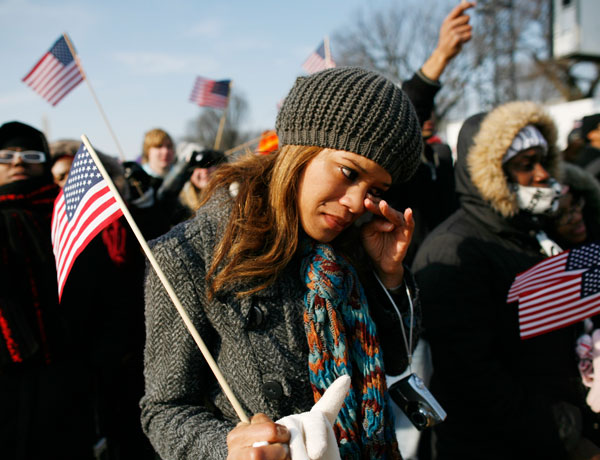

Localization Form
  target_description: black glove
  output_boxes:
[187,149,226,171]
[156,149,227,203]
[123,161,153,201]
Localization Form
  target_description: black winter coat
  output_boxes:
[413,103,600,459]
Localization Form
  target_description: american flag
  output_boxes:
[22,35,84,106]
[189,77,231,109]
[507,242,600,339]
[51,143,123,300]
[302,41,336,74]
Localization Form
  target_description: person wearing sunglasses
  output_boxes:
[0,121,108,459]
[0,138,48,185]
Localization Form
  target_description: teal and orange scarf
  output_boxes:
[300,239,401,460]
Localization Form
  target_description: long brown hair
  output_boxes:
[199,145,323,298]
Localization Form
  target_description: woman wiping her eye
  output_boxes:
[140,67,424,460]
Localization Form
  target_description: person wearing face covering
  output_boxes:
[412,101,600,460]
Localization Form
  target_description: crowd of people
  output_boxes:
[3,2,600,460]
[0,121,226,460]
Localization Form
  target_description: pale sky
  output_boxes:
[1,0,398,161]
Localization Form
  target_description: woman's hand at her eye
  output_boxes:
[361,196,414,288]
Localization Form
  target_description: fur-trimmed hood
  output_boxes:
[456,101,560,219]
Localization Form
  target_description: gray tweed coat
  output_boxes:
[141,190,316,459]
[140,189,415,459]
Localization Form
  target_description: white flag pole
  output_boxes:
[81,134,250,423]
[213,81,233,151]
[323,36,332,67]
[64,34,126,162]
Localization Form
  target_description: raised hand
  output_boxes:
[360,196,415,289]
[586,330,600,413]
[421,1,475,81]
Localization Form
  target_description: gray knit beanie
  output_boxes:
[275,67,423,183]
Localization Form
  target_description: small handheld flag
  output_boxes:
[302,39,336,74]
[507,241,600,340]
[189,77,231,109]
[70,134,249,423]
[51,143,123,300]
[22,35,84,106]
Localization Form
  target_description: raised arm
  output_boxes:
[402,1,475,125]
[420,1,475,82]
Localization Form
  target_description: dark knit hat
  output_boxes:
[581,113,600,142]
[0,121,50,156]
[275,67,423,183]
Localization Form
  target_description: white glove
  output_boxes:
[276,375,350,460]
[586,330,600,412]
[576,332,594,388]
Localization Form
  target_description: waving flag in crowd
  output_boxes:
[302,39,336,74]
[189,77,231,109]
[507,241,600,339]
[51,143,123,300]
[22,34,84,106]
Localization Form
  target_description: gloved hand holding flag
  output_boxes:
[253,375,351,460]
[586,330,600,413]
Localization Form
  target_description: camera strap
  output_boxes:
[373,271,414,371]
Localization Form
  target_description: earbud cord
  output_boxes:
[374,271,414,373]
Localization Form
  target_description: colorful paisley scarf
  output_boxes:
[300,239,401,459]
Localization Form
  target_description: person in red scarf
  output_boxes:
[0,121,58,368]
[0,121,101,460]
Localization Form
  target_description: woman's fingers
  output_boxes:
[364,197,413,231]
[365,196,399,220]
[227,414,291,460]
[231,443,290,460]
[446,1,475,21]
[402,208,415,232]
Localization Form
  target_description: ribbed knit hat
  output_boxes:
[276,67,423,183]
[582,113,600,142]
[502,125,548,164]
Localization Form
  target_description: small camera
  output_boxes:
[388,373,447,431]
